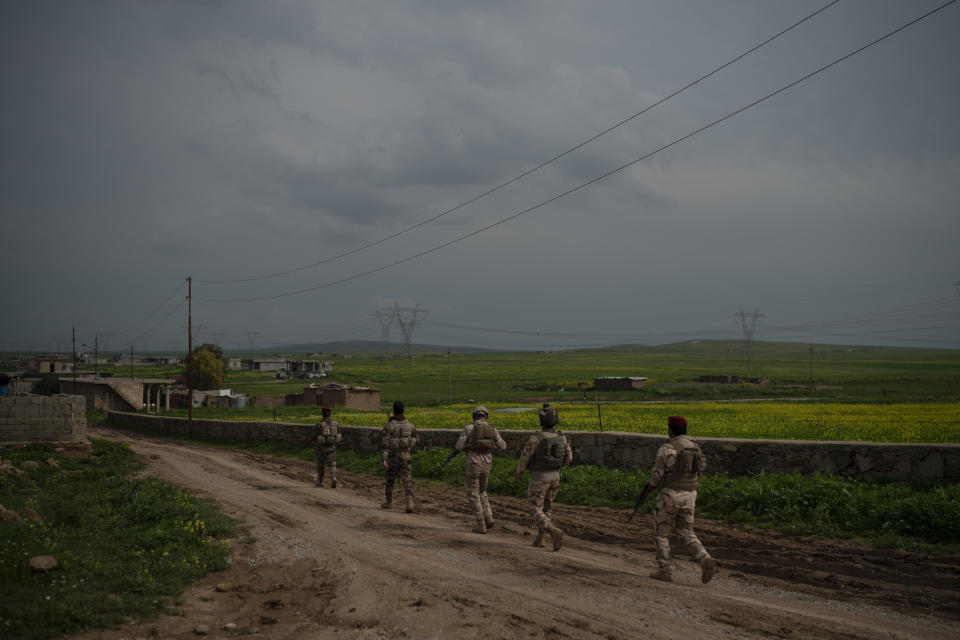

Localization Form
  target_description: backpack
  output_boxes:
[529,430,566,471]
[467,421,497,453]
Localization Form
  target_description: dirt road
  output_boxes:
[77,427,960,640]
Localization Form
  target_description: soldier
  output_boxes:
[513,405,571,550]
[643,415,716,584]
[455,405,507,534]
[380,400,419,513]
[314,406,341,488]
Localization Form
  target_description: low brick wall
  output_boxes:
[103,411,960,483]
[0,394,87,443]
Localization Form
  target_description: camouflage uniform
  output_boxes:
[380,414,419,512]
[515,427,572,550]
[314,417,341,488]
[455,410,507,533]
[647,434,714,582]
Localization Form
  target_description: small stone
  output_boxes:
[194,624,210,635]
[0,504,23,525]
[246,627,261,635]
[215,582,234,592]
[29,555,59,572]
[223,623,238,631]
[46,458,59,468]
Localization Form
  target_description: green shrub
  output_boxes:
[0,439,238,639]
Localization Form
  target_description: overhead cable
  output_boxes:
[196,1,842,285]
[113,280,187,336]
[195,0,958,303]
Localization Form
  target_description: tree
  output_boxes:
[32,374,60,396]
[184,347,225,391]
[195,343,229,371]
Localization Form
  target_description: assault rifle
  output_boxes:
[627,483,654,522]
[440,449,461,469]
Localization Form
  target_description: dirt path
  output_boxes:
[75,427,960,640]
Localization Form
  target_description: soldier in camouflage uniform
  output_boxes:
[643,415,716,584]
[513,405,572,550]
[380,400,419,513]
[314,406,342,488]
[455,405,507,534]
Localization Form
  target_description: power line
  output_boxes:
[195,1,958,304]
[113,280,186,337]
[195,1,842,286]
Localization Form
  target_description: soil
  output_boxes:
[72,426,960,640]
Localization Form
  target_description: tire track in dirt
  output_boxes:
[85,427,960,640]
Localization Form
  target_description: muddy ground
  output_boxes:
[71,427,960,640]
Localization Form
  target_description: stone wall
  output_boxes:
[0,394,87,443]
[103,411,960,483]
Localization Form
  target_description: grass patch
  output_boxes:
[101,420,960,553]
[0,439,239,639]
[351,448,960,552]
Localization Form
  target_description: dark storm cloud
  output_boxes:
[2,0,958,350]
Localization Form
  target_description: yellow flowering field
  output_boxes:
[333,402,959,443]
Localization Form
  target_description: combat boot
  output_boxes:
[548,526,564,551]
[484,517,495,529]
[649,569,673,582]
[700,556,716,584]
[381,499,392,509]
[405,495,415,513]
[472,522,487,534]
[330,479,337,489]
[315,475,323,487]
[532,530,545,547]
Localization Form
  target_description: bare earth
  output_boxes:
[75,427,960,640]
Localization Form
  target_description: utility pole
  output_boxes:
[394,303,427,356]
[130,344,134,379]
[94,334,99,379]
[447,346,451,404]
[371,309,395,358]
[808,344,814,390]
[72,326,77,387]
[187,276,193,436]
[734,308,765,372]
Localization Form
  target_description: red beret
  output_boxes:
[321,407,332,414]
[667,415,687,428]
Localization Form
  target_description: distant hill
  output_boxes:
[264,340,493,355]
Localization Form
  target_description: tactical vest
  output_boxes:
[317,419,339,446]
[528,430,566,471]
[467,421,497,453]
[386,418,415,452]
[661,435,706,491]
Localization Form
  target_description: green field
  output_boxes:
[167,401,959,443]
[83,340,960,404]
[87,340,960,443]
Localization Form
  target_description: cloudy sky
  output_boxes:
[3,0,958,353]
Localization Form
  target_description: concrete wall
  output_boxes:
[0,394,87,443]
[60,380,142,412]
[103,411,960,483]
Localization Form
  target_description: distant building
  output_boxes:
[239,358,288,372]
[37,360,68,374]
[593,376,648,391]
[284,383,380,410]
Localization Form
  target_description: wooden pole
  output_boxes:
[187,276,193,436]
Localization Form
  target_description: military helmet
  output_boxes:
[472,405,489,419]
[539,406,559,428]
